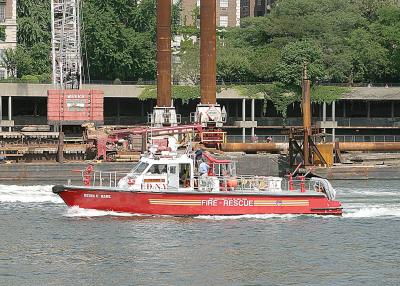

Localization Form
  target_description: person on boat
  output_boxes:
[314,183,325,194]
[180,165,190,187]
[199,160,210,177]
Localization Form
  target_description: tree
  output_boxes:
[173,40,200,85]
[0,48,17,77]
[217,45,254,83]
[348,28,391,82]
[249,46,281,81]
[276,40,324,86]
[0,26,5,42]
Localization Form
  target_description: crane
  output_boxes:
[51,0,82,90]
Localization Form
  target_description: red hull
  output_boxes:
[53,185,342,216]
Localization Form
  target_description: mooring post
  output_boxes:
[58,131,64,163]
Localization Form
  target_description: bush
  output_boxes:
[21,75,40,83]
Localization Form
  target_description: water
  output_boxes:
[1,181,399,286]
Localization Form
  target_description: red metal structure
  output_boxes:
[156,0,172,108]
[47,89,104,126]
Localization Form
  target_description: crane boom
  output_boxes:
[51,0,82,90]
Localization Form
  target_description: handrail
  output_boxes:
[69,169,326,197]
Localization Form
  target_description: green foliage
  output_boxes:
[16,0,52,77]
[0,48,18,77]
[139,85,157,100]
[233,83,349,118]
[15,0,181,81]
[0,26,5,42]
[276,40,324,86]
[221,0,400,84]
[217,45,253,82]
[234,84,300,118]
[173,40,200,84]
[249,46,281,81]
[176,26,200,38]
[21,75,40,83]
[139,85,201,101]
[17,0,51,47]
[14,0,400,85]
[311,86,351,103]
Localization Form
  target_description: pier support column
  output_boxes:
[242,98,246,143]
[251,98,255,137]
[117,98,120,125]
[391,101,395,119]
[332,101,336,143]
[322,102,326,135]
[0,96,2,132]
[235,101,239,117]
[343,101,346,118]
[57,131,64,164]
[8,96,12,132]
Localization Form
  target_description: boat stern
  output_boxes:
[310,199,342,216]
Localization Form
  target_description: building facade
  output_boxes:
[180,0,241,27]
[0,0,17,79]
[241,0,275,18]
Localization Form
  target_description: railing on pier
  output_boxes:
[226,134,400,143]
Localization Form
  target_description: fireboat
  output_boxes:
[53,141,342,216]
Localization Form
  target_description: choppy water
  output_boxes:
[1,181,399,286]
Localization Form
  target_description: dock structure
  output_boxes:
[1,84,400,135]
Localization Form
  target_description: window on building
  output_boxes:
[0,69,5,80]
[0,4,5,22]
[219,16,228,27]
[220,0,228,8]
[197,0,200,7]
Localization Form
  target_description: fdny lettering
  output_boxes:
[201,198,254,207]
[83,193,111,199]
[145,183,167,190]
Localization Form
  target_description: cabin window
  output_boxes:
[179,164,191,188]
[147,164,167,174]
[131,162,149,174]
[169,166,177,174]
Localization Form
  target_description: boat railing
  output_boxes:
[71,169,128,188]
[193,175,324,194]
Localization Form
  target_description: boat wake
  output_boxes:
[343,206,400,218]
[195,214,306,220]
[64,206,144,217]
[0,185,62,204]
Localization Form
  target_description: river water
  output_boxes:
[1,181,399,286]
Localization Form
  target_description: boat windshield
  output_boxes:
[131,162,149,174]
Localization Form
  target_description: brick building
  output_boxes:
[0,0,17,79]
[241,0,275,18]
[180,0,241,27]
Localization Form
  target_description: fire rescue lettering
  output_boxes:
[201,198,255,207]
